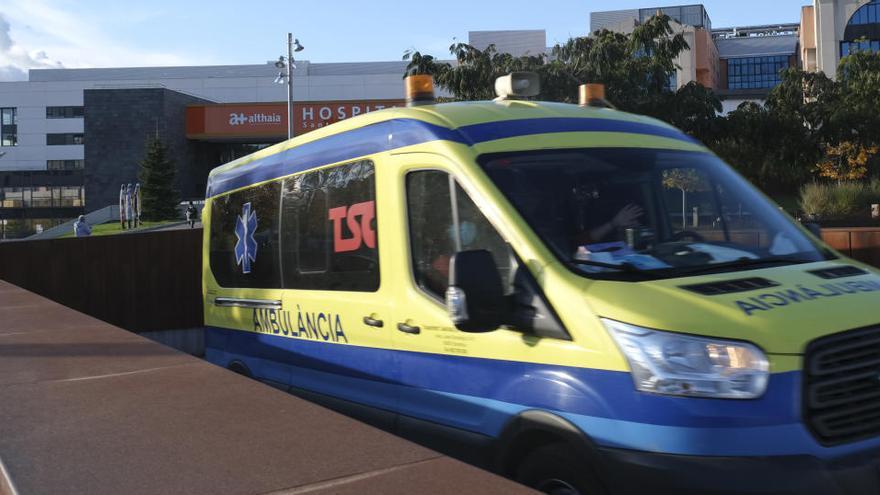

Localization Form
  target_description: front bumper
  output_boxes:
[598,444,880,495]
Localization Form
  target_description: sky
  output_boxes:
[0,0,812,81]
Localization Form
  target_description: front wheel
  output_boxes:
[515,443,605,495]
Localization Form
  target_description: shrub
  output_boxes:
[799,180,880,221]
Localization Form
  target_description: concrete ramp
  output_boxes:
[0,280,532,495]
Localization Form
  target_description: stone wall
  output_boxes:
[83,88,213,212]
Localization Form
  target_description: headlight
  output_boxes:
[603,319,769,399]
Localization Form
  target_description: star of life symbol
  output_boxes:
[234,202,258,274]
[229,112,247,126]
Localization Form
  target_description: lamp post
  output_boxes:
[274,33,304,140]
[0,151,5,239]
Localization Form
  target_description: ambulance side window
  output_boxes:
[208,181,282,289]
[406,170,513,300]
[280,160,379,291]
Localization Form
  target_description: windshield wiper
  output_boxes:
[671,256,815,276]
[569,259,644,273]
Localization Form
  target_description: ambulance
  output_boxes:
[203,73,880,494]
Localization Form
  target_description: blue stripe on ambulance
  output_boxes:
[205,326,880,458]
[206,117,699,198]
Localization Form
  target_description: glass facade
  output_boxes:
[47,160,85,171]
[841,1,880,57]
[727,55,790,90]
[0,186,84,208]
[848,0,880,25]
[46,106,84,119]
[46,133,84,145]
[841,39,880,56]
[1,108,16,146]
[639,5,711,30]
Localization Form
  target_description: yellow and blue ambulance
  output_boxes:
[203,73,880,494]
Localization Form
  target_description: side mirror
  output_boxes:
[446,250,508,332]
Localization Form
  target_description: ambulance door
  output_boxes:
[276,159,397,418]
[391,154,536,435]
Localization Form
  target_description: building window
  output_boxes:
[841,39,880,56]
[0,185,84,209]
[46,106,84,119]
[46,133,84,145]
[47,160,85,171]
[280,160,379,292]
[1,108,16,147]
[209,180,282,289]
[639,5,710,30]
[406,170,514,300]
[841,1,880,58]
[848,0,879,25]
[727,55,790,90]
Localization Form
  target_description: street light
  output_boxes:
[0,151,5,239]
[274,34,305,140]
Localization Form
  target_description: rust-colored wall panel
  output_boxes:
[849,231,880,268]
[0,229,203,332]
[821,230,852,255]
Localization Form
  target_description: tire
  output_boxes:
[227,361,252,378]
[515,442,605,495]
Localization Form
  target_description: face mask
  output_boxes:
[448,221,477,247]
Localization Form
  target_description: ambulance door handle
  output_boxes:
[397,322,421,335]
[363,316,384,328]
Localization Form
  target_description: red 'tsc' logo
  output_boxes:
[328,201,376,253]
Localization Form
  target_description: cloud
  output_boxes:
[0,13,63,81]
[0,1,198,82]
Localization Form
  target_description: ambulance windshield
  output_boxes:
[480,148,831,280]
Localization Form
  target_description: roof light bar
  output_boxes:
[405,75,435,106]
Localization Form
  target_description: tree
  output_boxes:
[402,49,449,78]
[662,168,707,228]
[138,137,179,221]
[817,141,879,181]
[657,81,722,144]
[400,14,722,134]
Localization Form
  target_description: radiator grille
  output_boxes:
[804,325,880,445]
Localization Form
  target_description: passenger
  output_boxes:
[73,215,92,237]
[429,220,478,284]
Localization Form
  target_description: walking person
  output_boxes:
[185,201,199,228]
[73,215,92,237]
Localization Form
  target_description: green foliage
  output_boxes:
[799,180,880,220]
[662,168,707,192]
[402,50,449,78]
[2,219,28,239]
[138,137,179,221]
[401,23,880,206]
[404,14,693,111]
[836,50,880,149]
[712,100,817,194]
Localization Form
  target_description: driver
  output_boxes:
[577,203,644,245]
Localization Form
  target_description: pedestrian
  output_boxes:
[73,215,92,237]
[185,201,198,228]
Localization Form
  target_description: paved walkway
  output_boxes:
[0,280,532,495]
